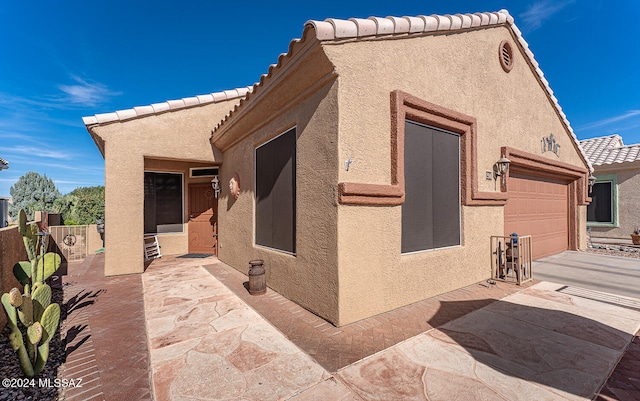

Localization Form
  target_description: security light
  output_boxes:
[588,174,596,194]
[493,157,511,187]
[211,176,220,198]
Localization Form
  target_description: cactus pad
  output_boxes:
[1,293,18,328]
[9,288,23,307]
[35,252,61,283]
[32,283,51,322]
[39,303,60,344]
[17,345,35,378]
[34,342,49,375]
[27,322,43,345]
[18,294,33,326]
[13,261,32,286]
[18,209,27,235]
[22,225,38,262]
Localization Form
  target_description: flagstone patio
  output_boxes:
[55,253,640,401]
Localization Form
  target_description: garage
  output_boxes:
[504,172,569,259]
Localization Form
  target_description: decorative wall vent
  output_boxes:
[499,40,514,73]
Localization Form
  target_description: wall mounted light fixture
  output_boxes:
[493,157,511,187]
[211,175,221,198]
[588,174,596,194]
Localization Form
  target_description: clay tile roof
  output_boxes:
[210,9,591,171]
[579,135,640,166]
[82,86,253,126]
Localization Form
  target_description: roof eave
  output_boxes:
[82,87,253,128]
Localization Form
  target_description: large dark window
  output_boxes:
[587,181,613,223]
[144,172,183,234]
[255,128,296,253]
[402,121,460,253]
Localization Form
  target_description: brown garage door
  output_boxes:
[504,173,568,259]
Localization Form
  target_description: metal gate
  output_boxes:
[49,225,89,261]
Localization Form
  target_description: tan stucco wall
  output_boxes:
[589,162,640,239]
[217,78,340,323]
[89,101,238,275]
[321,26,589,324]
[578,205,588,249]
[324,27,586,188]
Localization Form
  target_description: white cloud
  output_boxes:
[3,145,73,160]
[0,77,119,111]
[577,110,640,131]
[519,0,576,31]
[57,75,121,107]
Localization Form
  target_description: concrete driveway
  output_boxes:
[534,251,640,299]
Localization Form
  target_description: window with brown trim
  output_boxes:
[402,121,460,253]
[255,127,296,254]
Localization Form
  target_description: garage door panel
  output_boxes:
[505,174,568,260]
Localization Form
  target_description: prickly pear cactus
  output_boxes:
[2,208,62,378]
[12,208,62,299]
[2,292,35,377]
[2,289,60,378]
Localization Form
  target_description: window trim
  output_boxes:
[189,167,219,178]
[401,120,462,254]
[143,170,185,235]
[338,90,508,206]
[253,126,297,256]
[587,174,618,228]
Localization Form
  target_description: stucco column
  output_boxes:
[104,143,145,276]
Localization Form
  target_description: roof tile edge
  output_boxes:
[211,9,592,171]
[82,86,253,126]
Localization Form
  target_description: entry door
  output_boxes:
[188,183,217,255]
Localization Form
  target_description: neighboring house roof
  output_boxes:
[210,9,591,171]
[82,87,253,126]
[0,157,8,170]
[580,134,640,166]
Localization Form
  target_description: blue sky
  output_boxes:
[0,0,639,196]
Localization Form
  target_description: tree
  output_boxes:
[57,186,104,225]
[9,172,61,221]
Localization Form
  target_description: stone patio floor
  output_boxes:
[56,253,640,400]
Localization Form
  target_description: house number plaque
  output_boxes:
[541,133,560,156]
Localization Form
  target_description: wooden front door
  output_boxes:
[188,183,217,255]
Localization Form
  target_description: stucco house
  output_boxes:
[83,9,592,326]
[580,134,640,239]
